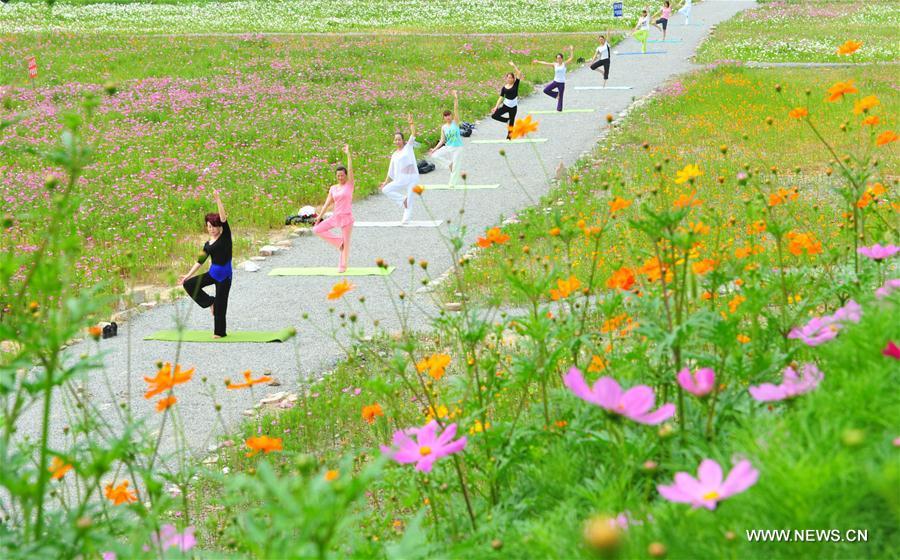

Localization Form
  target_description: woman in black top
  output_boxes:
[179,190,233,338]
[491,61,523,139]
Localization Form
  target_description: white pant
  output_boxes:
[383,175,418,212]
[431,145,463,185]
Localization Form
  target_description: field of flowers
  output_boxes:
[1,0,641,33]
[696,0,900,63]
[0,33,599,292]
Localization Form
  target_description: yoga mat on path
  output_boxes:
[268,266,395,276]
[472,138,548,144]
[648,39,683,43]
[422,184,500,190]
[528,109,595,114]
[615,51,667,56]
[145,328,296,343]
[354,220,442,227]
[574,86,633,90]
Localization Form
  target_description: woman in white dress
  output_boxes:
[380,114,418,224]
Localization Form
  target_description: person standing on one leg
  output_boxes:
[534,46,573,112]
[429,90,465,186]
[634,9,651,53]
[678,0,692,25]
[653,1,672,40]
[313,144,355,273]
[491,61,522,139]
[587,34,612,87]
[380,114,418,224]
[179,190,232,338]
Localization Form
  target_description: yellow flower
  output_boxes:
[853,95,879,115]
[674,164,702,184]
[325,469,339,482]
[327,279,354,300]
[836,40,862,55]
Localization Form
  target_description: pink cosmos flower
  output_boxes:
[788,300,861,346]
[676,367,716,397]
[563,367,675,425]
[658,459,758,510]
[748,363,823,402]
[381,420,467,472]
[151,524,196,552]
[875,279,900,299]
[857,244,900,261]
[101,553,116,560]
[883,341,900,360]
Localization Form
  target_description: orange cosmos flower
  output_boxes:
[88,325,102,340]
[728,295,746,313]
[853,95,879,115]
[692,259,716,275]
[362,403,384,424]
[689,221,710,235]
[736,334,751,344]
[786,231,822,256]
[412,185,424,195]
[734,247,753,259]
[550,275,581,300]
[856,192,872,209]
[49,457,73,480]
[325,469,339,482]
[226,370,273,390]
[245,435,283,457]
[673,191,702,209]
[476,227,510,248]
[509,115,539,139]
[867,182,886,198]
[826,80,857,102]
[674,164,702,184]
[768,187,799,207]
[105,480,137,505]
[837,40,862,55]
[143,363,194,399]
[587,355,607,373]
[549,227,561,236]
[606,267,636,291]
[862,115,880,126]
[876,130,897,146]
[416,353,451,381]
[638,257,672,283]
[156,395,177,412]
[327,279,354,300]
[608,197,632,214]
[747,220,767,235]
[788,107,808,119]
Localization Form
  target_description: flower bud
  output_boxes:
[648,542,667,558]
[583,515,621,554]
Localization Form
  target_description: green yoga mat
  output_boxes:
[528,109,595,114]
[422,184,500,190]
[472,138,548,144]
[268,266,395,277]
[145,328,296,343]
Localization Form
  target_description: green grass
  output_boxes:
[0,33,605,293]
[452,64,899,305]
[696,0,900,63]
[1,0,643,33]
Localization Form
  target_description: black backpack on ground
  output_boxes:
[417,159,436,174]
[460,122,474,137]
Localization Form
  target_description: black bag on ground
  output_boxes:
[459,122,474,137]
[417,159,436,174]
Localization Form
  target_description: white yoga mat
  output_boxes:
[421,184,501,190]
[528,109,595,114]
[354,220,442,227]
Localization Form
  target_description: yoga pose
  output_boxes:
[179,190,232,338]
[380,114,418,224]
[313,144,355,273]
[429,90,464,186]
[490,61,522,139]
[653,1,672,40]
[678,0,692,25]
[534,46,573,112]
[588,34,612,86]
[634,9,651,53]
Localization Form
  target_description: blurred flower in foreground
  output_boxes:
[564,367,675,425]
[749,363,823,402]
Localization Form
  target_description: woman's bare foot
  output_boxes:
[213,334,222,339]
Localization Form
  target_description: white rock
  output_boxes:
[260,391,288,404]
[242,261,261,272]
[250,256,267,261]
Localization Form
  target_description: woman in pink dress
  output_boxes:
[313,144,355,273]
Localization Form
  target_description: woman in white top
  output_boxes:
[678,0,692,25]
[380,114,418,224]
[533,45,573,112]
[428,90,464,186]
[634,9,651,53]
[588,34,612,87]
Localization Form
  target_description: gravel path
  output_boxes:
[21,0,756,459]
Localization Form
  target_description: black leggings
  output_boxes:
[590,58,611,80]
[183,273,231,337]
[491,105,518,138]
